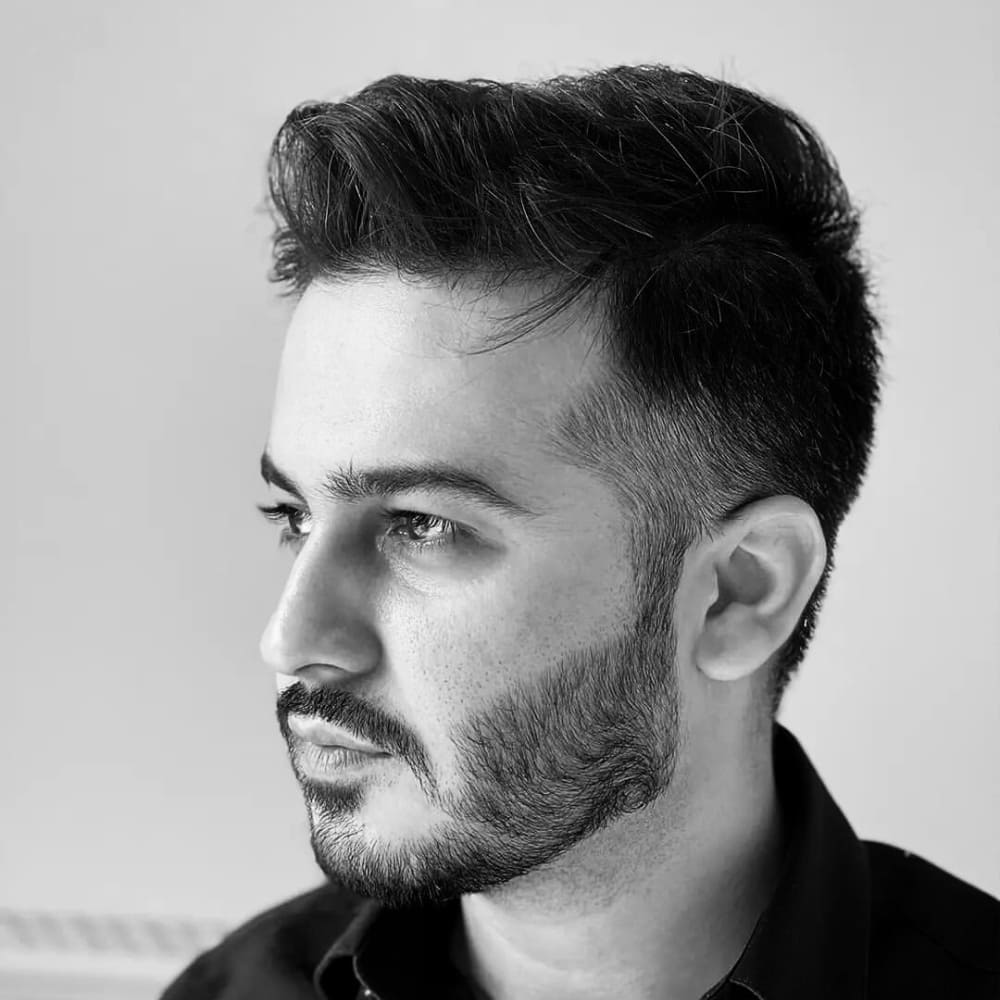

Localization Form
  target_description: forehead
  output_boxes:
[268,275,606,483]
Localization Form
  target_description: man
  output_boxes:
[162,66,999,999]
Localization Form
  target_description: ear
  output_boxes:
[692,496,827,683]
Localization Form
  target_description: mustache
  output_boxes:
[276,683,419,764]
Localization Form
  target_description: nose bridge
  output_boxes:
[259,534,374,675]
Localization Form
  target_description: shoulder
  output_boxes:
[864,840,1000,998]
[159,881,367,999]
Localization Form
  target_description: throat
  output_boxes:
[443,767,786,1000]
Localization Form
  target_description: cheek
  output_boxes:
[379,551,631,766]
[382,607,513,776]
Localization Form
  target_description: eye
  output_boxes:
[382,510,462,552]
[255,503,468,554]
[256,503,312,548]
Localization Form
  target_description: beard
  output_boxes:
[276,587,680,909]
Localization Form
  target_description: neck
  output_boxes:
[451,732,785,1000]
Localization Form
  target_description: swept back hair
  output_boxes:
[265,65,884,712]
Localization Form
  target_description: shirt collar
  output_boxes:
[314,723,871,1000]
[725,723,871,998]
[313,895,464,998]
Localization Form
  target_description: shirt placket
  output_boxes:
[354,951,381,1000]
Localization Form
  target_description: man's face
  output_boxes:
[259,274,682,907]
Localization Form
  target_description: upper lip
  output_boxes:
[287,714,386,754]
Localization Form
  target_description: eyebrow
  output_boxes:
[259,449,545,521]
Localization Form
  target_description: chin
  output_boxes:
[304,806,556,908]
[308,825,463,907]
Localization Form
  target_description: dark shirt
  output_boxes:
[160,724,1000,999]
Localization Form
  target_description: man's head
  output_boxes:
[257,66,881,906]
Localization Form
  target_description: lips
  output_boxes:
[286,713,386,754]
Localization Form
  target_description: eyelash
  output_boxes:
[255,502,465,554]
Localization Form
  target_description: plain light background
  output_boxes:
[3,0,998,930]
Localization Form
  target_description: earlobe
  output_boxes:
[693,496,827,684]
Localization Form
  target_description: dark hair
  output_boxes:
[265,65,883,713]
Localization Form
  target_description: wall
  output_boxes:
[3,0,997,951]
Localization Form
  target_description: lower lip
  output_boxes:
[294,739,390,777]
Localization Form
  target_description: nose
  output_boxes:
[259,535,380,683]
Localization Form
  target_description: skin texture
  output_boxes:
[258,273,827,1000]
